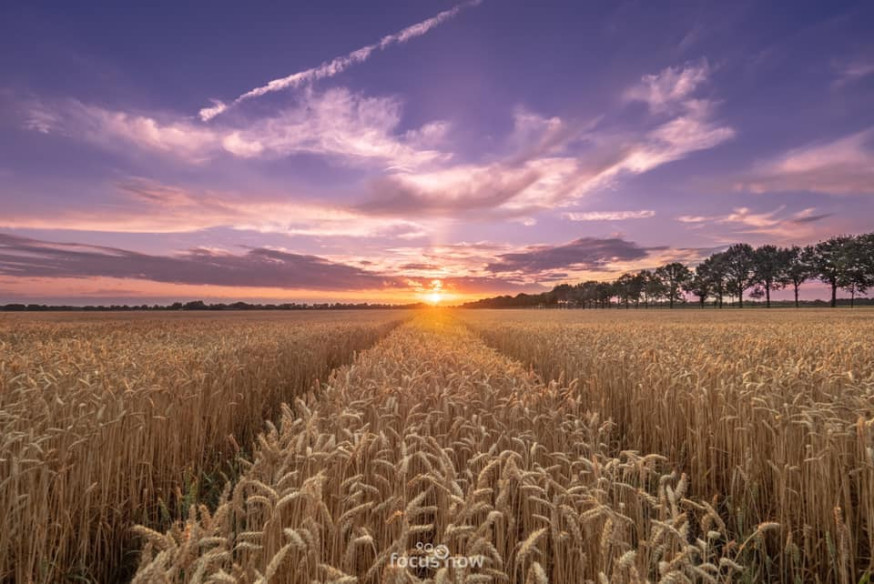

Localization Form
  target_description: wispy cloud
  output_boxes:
[0,178,429,238]
[359,85,733,220]
[677,206,834,240]
[24,100,220,163]
[563,209,655,221]
[735,129,874,195]
[199,0,481,121]
[21,60,733,227]
[625,60,711,113]
[24,89,449,170]
[832,57,874,87]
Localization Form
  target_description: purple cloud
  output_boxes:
[0,233,400,291]
[486,237,651,274]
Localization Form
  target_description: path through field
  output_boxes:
[134,313,743,583]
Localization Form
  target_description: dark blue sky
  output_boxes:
[1,0,873,303]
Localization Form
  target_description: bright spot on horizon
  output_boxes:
[424,279,444,304]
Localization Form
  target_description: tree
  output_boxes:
[595,282,614,308]
[655,262,692,309]
[808,236,854,308]
[698,253,727,308]
[550,283,574,307]
[684,266,711,308]
[639,270,664,308]
[629,272,647,308]
[785,246,812,308]
[752,245,791,308]
[837,235,874,307]
[722,243,756,308]
[614,273,645,308]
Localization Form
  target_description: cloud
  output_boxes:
[735,129,874,195]
[486,237,650,274]
[23,89,449,170]
[359,158,576,216]
[563,209,655,221]
[24,100,220,163]
[0,233,400,291]
[833,57,874,87]
[0,178,428,238]
[21,60,733,225]
[228,89,449,170]
[620,99,735,173]
[200,0,481,121]
[790,208,833,224]
[677,206,833,240]
[357,63,732,219]
[625,60,711,112]
[358,112,732,220]
[437,275,547,294]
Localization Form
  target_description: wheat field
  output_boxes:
[461,309,874,583]
[132,313,748,584]
[2,309,872,583]
[0,311,404,583]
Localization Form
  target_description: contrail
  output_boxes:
[200,0,481,121]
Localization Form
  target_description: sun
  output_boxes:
[423,279,445,305]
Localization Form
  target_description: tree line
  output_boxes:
[464,232,874,309]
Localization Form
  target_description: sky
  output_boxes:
[1,0,873,305]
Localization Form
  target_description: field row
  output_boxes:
[460,309,874,582]
[0,312,405,583]
[133,314,752,583]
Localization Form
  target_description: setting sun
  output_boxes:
[423,279,445,304]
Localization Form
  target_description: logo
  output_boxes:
[390,542,485,570]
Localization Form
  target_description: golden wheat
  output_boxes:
[460,308,874,582]
[7,308,867,583]
[0,311,404,583]
[133,313,751,583]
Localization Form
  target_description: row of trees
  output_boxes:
[466,233,874,309]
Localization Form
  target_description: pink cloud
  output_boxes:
[735,129,874,195]
[23,89,450,170]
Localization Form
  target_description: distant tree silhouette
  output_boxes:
[722,243,756,308]
[751,245,791,308]
[655,262,692,309]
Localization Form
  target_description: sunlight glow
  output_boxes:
[423,279,445,304]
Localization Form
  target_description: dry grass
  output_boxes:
[0,311,404,583]
[133,314,752,583]
[460,308,874,583]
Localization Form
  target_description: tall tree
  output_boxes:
[683,267,711,308]
[655,262,692,309]
[699,253,727,308]
[809,236,854,308]
[752,245,791,308]
[837,235,874,307]
[614,272,645,308]
[640,270,664,308]
[595,281,614,308]
[722,243,756,308]
[785,246,812,308]
[614,273,635,308]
